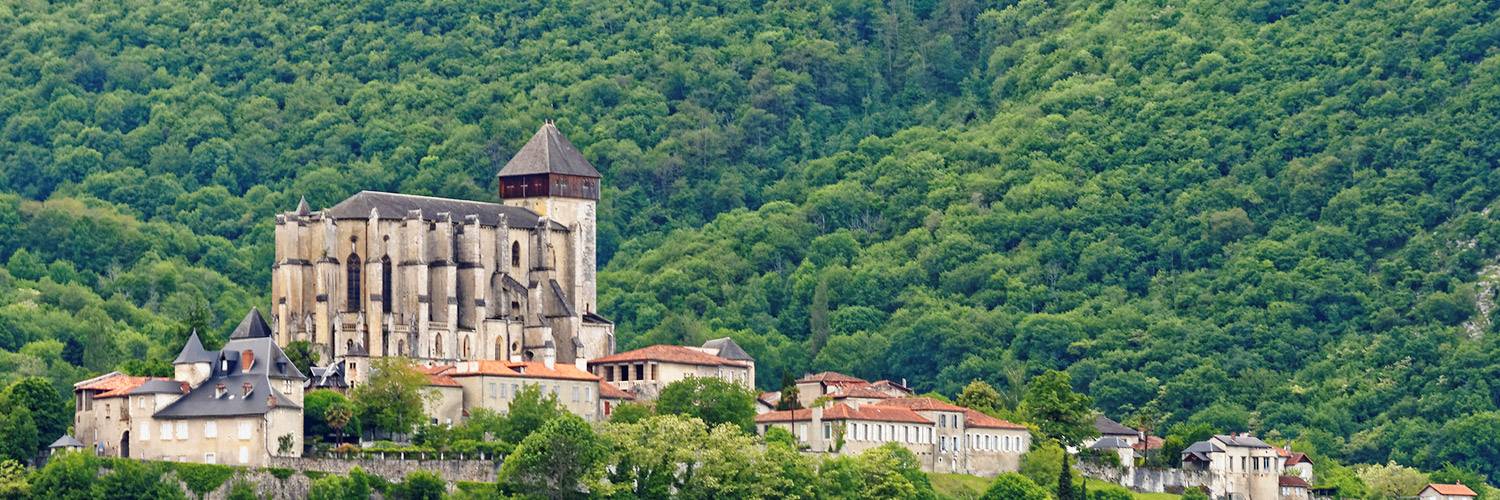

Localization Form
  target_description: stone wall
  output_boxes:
[159,469,312,500]
[1079,461,1214,495]
[269,455,500,484]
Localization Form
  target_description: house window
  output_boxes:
[204,453,216,464]
[823,423,831,440]
[141,423,150,441]
[347,254,362,311]
[160,422,172,440]
[238,446,249,464]
[176,422,188,440]
[238,422,252,440]
[205,422,217,438]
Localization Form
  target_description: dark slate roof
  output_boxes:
[498,273,528,295]
[498,122,601,178]
[1184,441,1223,454]
[322,191,564,230]
[229,308,273,339]
[173,331,216,364]
[296,196,311,216]
[702,337,753,361]
[1095,415,1138,436]
[153,336,306,419]
[49,435,83,449]
[130,380,187,395]
[1090,436,1132,449]
[308,359,349,390]
[1214,434,1272,448]
[582,312,613,325]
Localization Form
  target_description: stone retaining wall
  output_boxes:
[1079,461,1214,495]
[269,456,500,484]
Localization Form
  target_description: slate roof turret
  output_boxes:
[498,122,601,178]
[173,331,216,364]
[229,308,273,339]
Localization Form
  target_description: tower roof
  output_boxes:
[229,308,272,339]
[173,331,215,364]
[498,122,601,178]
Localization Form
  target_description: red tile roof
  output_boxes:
[870,397,1027,430]
[961,409,1028,430]
[755,403,933,425]
[599,381,634,400]
[796,371,867,384]
[450,360,601,381]
[830,385,892,400]
[590,345,749,367]
[1425,484,1478,497]
[1134,435,1164,451]
[1279,476,1311,489]
[415,366,463,387]
[78,373,157,399]
[758,391,781,406]
[1285,452,1310,465]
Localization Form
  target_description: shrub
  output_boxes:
[168,462,236,496]
[982,473,1049,500]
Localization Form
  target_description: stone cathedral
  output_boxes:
[271,122,614,380]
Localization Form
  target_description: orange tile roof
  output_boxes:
[961,409,1028,430]
[1285,452,1310,465]
[1279,476,1311,489]
[755,403,933,425]
[796,371,867,384]
[590,345,749,367]
[830,385,892,400]
[1425,484,1478,497]
[599,381,634,400]
[871,397,1027,429]
[78,374,155,398]
[415,366,462,387]
[449,360,600,381]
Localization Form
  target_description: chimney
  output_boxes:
[267,395,278,408]
[242,382,253,396]
[543,340,556,369]
[241,350,255,372]
[215,383,227,398]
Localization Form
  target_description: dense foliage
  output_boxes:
[0,0,1496,477]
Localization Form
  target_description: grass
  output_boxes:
[927,473,1183,500]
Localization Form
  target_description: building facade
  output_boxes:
[586,338,754,400]
[1181,434,1284,500]
[755,395,1030,477]
[73,309,307,466]
[272,123,613,382]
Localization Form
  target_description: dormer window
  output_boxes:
[242,382,254,397]
[215,383,227,398]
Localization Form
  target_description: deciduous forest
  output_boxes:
[0,0,1498,480]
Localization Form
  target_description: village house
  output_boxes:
[755,396,1030,477]
[789,371,913,408]
[1279,475,1312,500]
[72,309,307,466]
[1181,434,1284,500]
[1277,447,1314,483]
[1086,415,1142,466]
[1419,483,1479,500]
[586,338,755,400]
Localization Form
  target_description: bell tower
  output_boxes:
[496,121,602,315]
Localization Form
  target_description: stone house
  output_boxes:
[437,352,607,421]
[74,309,307,466]
[790,371,913,408]
[586,340,754,400]
[1279,475,1312,500]
[755,396,1030,477]
[1181,434,1283,500]
[1419,483,1479,500]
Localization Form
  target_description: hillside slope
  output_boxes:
[0,0,1497,476]
[601,0,1500,474]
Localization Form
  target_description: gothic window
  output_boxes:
[434,333,443,358]
[381,256,392,312]
[346,253,362,312]
[462,337,471,359]
[511,241,521,267]
[495,339,504,360]
[398,340,406,356]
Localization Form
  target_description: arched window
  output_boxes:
[462,337,471,359]
[434,333,443,358]
[380,255,392,312]
[346,339,353,352]
[346,253,362,312]
[511,241,521,267]
[398,340,406,356]
[495,339,504,360]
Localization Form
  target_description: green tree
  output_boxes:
[500,384,565,444]
[776,373,803,411]
[0,459,30,499]
[981,473,1048,500]
[283,341,318,376]
[1021,370,1098,447]
[958,379,1004,416]
[351,358,432,437]
[389,471,444,500]
[0,407,38,463]
[655,377,756,433]
[500,414,604,500]
[27,452,98,500]
[608,402,653,424]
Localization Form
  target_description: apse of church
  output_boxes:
[270,123,614,375]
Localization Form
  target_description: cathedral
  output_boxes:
[270,122,614,381]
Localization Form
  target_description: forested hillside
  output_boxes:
[1,0,1498,478]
